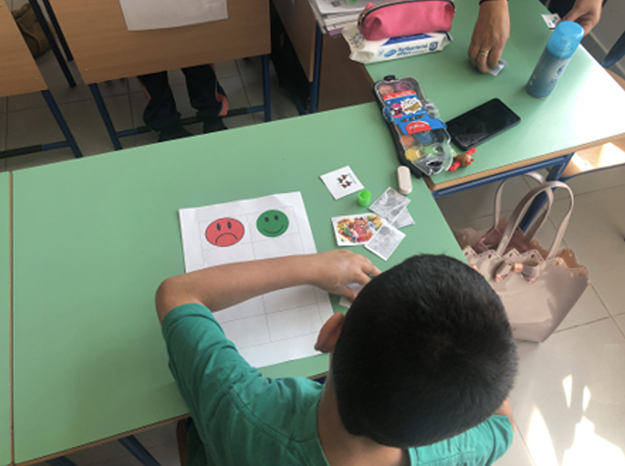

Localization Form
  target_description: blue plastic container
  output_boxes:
[526,21,584,98]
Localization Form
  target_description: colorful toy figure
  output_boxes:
[448,148,477,172]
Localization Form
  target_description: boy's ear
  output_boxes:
[315,312,345,354]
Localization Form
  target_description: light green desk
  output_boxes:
[365,0,625,194]
[12,103,464,464]
[1,173,11,466]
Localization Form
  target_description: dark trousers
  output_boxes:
[137,64,228,132]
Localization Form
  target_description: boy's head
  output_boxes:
[330,254,517,448]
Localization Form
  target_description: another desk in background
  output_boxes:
[1,173,11,466]
[272,0,375,113]
[11,103,463,465]
[365,0,625,198]
[277,0,625,200]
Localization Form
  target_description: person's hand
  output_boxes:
[468,0,510,73]
[309,250,380,300]
[561,0,602,34]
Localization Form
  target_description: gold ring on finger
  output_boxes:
[478,49,490,57]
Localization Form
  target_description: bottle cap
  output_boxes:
[547,21,584,59]
[358,189,372,207]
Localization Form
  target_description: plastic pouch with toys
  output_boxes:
[374,75,453,177]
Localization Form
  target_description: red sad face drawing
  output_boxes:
[205,218,245,247]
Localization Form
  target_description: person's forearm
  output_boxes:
[156,255,316,322]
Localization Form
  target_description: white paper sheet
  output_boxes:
[119,0,228,31]
[178,192,333,368]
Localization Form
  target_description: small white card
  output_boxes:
[392,208,415,229]
[369,188,411,223]
[365,224,406,261]
[542,13,560,29]
[338,283,365,308]
[320,166,364,200]
[488,59,508,77]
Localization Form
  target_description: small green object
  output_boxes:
[358,189,371,207]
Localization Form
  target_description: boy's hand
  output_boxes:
[309,250,380,300]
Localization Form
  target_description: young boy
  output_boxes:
[156,250,517,466]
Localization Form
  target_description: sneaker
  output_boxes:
[158,123,193,142]
[202,117,227,134]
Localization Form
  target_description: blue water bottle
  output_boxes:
[526,21,584,98]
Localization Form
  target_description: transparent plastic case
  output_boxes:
[373,75,453,177]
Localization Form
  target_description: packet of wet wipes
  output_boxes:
[342,24,452,64]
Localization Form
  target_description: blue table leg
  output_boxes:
[41,0,74,62]
[41,90,82,158]
[89,83,123,150]
[28,0,76,88]
[47,457,78,466]
[261,55,272,122]
[119,435,162,466]
[309,25,323,114]
[518,152,574,231]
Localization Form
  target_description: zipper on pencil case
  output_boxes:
[357,0,456,27]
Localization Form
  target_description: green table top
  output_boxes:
[12,103,463,463]
[1,173,11,466]
[366,0,625,190]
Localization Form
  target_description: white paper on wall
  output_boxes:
[119,0,228,31]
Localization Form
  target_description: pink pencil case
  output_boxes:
[358,0,455,41]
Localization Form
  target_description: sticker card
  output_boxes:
[332,213,384,246]
[338,283,365,308]
[392,207,415,229]
[320,166,364,200]
[365,224,406,261]
[488,59,508,77]
[369,187,411,223]
[542,13,560,29]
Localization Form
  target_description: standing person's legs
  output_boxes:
[137,71,192,141]
[181,64,229,133]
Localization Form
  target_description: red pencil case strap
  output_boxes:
[358,0,455,41]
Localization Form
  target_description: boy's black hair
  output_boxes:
[331,254,517,448]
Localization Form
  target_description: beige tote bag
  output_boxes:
[455,174,589,342]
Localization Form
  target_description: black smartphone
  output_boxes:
[445,98,521,151]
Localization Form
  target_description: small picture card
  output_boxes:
[488,59,507,77]
[369,187,411,223]
[365,224,406,261]
[542,13,560,29]
[338,283,365,308]
[332,213,384,246]
[320,166,364,200]
[391,207,415,229]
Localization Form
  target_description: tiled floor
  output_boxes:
[4,22,625,466]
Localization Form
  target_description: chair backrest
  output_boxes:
[601,29,625,69]
[0,0,47,98]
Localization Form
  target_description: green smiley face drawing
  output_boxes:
[257,210,289,238]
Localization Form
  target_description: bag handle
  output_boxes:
[496,180,574,259]
[492,172,553,246]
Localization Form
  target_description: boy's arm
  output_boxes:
[494,399,514,429]
[156,250,380,322]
